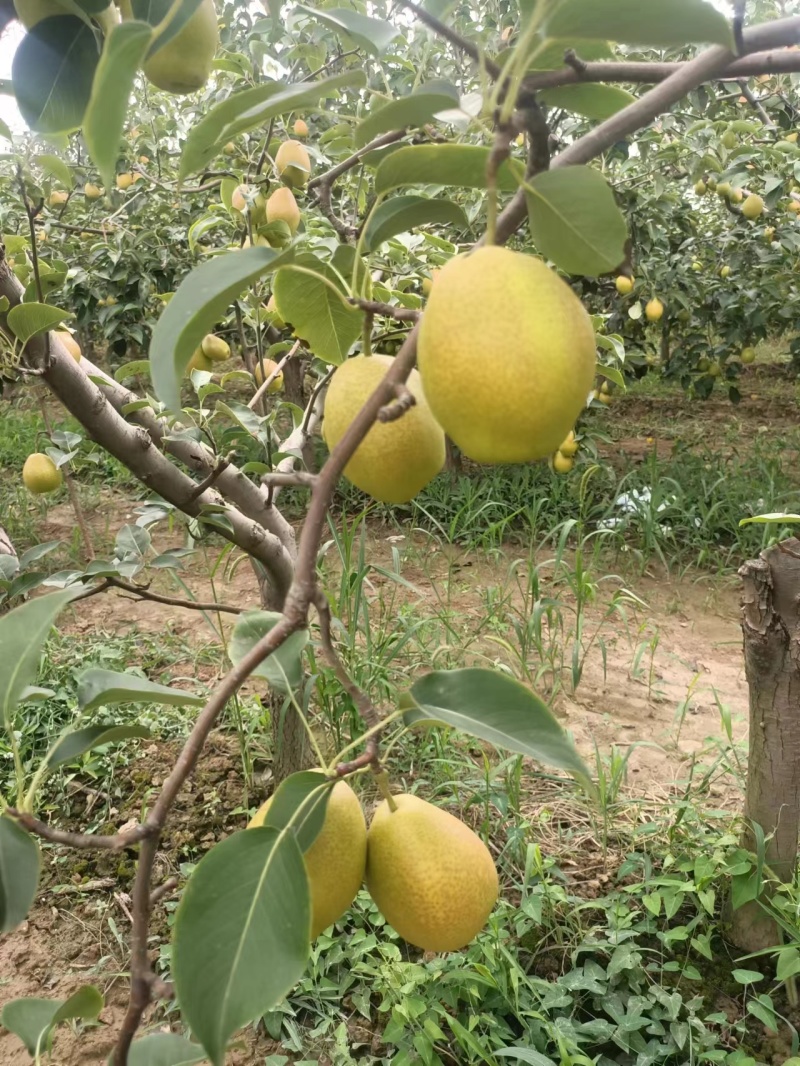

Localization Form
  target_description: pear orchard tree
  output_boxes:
[1,0,800,1063]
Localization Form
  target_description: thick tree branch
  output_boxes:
[308,130,405,190]
[495,16,800,245]
[8,809,149,851]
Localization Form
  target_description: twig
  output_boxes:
[34,219,112,236]
[149,876,179,906]
[349,298,420,322]
[185,452,234,503]
[70,575,244,615]
[305,47,360,80]
[377,383,416,423]
[249,341,299,410]
[8,809,148,851]
[563,48,587,76]
[737,79,772,124]
[395,0,503,80]
[308,130,405,190]
[260,471,318,488]
[313,181,357,241]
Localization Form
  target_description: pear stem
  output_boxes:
[374,770,398,812]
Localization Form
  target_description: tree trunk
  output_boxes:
[659,323,671,368]
[730,537,800,951]
[254,561,311,784]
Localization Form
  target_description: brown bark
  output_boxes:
[731,538,800,951]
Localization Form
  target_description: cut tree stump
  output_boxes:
[730,537,800,951]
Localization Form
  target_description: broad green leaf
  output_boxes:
[0,589,78,727]
[1,987,103,1056]
[172,828,310,1066]
[228,611,308,693]
[295,5,400,54]
[262,770,331,851]
[776,947,800,982]
[77,668,205,712]
[7,303,72,346]
[150,247,292,411]
[363,195,468,252]
[0,817,40,934]
[526,166,628,276]
[12,17,99,133]
[18,541,62,569]
[403,668,590,783]
[272,254,362,365]
[355,81,459,147]
[179,71,365,179]
[732,969,764,985]
[84,21,153,190]
[374,145,519,196]
[45,724,151,768]
[123,1033,207,1066]
[740,513,800,526]
[544,0,733,48]
[495,1049,556,1066]
[540,84,636,122]
[35,153,73,188]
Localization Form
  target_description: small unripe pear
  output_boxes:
[742,193,764,220]
[23,453,62,495]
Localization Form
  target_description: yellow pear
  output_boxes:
[200,334,230,362]
[323,354,445,504]
[142,0,218,94]
[48,190,68,206]
[553,451,573,474]
[365,794,498,952]
[417,246,596,463]
[231,184,248,212]
[266,187,301,234]
[22,453,62,495]
[741,347,756,364]
[645,298,664,322]
[293,118,309,138]
[55,330,81,362]
[249,779,366,939]
[187,349,215,374]
[266,294,285,330]
[742,193,764,220]
[275,140,311,188]
[84,183,103,199]
[558,430,579,457]
[116,173,134,191]
[253,358,283,392]
[694,179,706,195]
[615,275,633,295]
[421,269,439,297]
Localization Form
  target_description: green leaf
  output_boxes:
[544,0,733,48]
[375,144,519,196]
[363,195,468,252]
[263,770,331,851]
[295,5,400,55]
[0,817,40,934]
[525,165,628,276]
[540,84,636,122]
[172,828,310,1066]
[150,246,292,411]
[528,38,614,70]
[77,668,205,712]
[84,21,153,190]
[776,947,800,982]
[355,81,459,147]
[228,611,308,694]
[272,254,362,365]
[35,153,73,188]
[12,17,99,133]
[45,724,151,768]
[495,1049,557,1066]
[732,969,764,984]
[123,1033,207,1066]
[1,986,103,1056]
[179,71,365,179]
[0,589,78,727]
[403,668,590,783]
[7,303,72,346]
[740,513,800,527]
